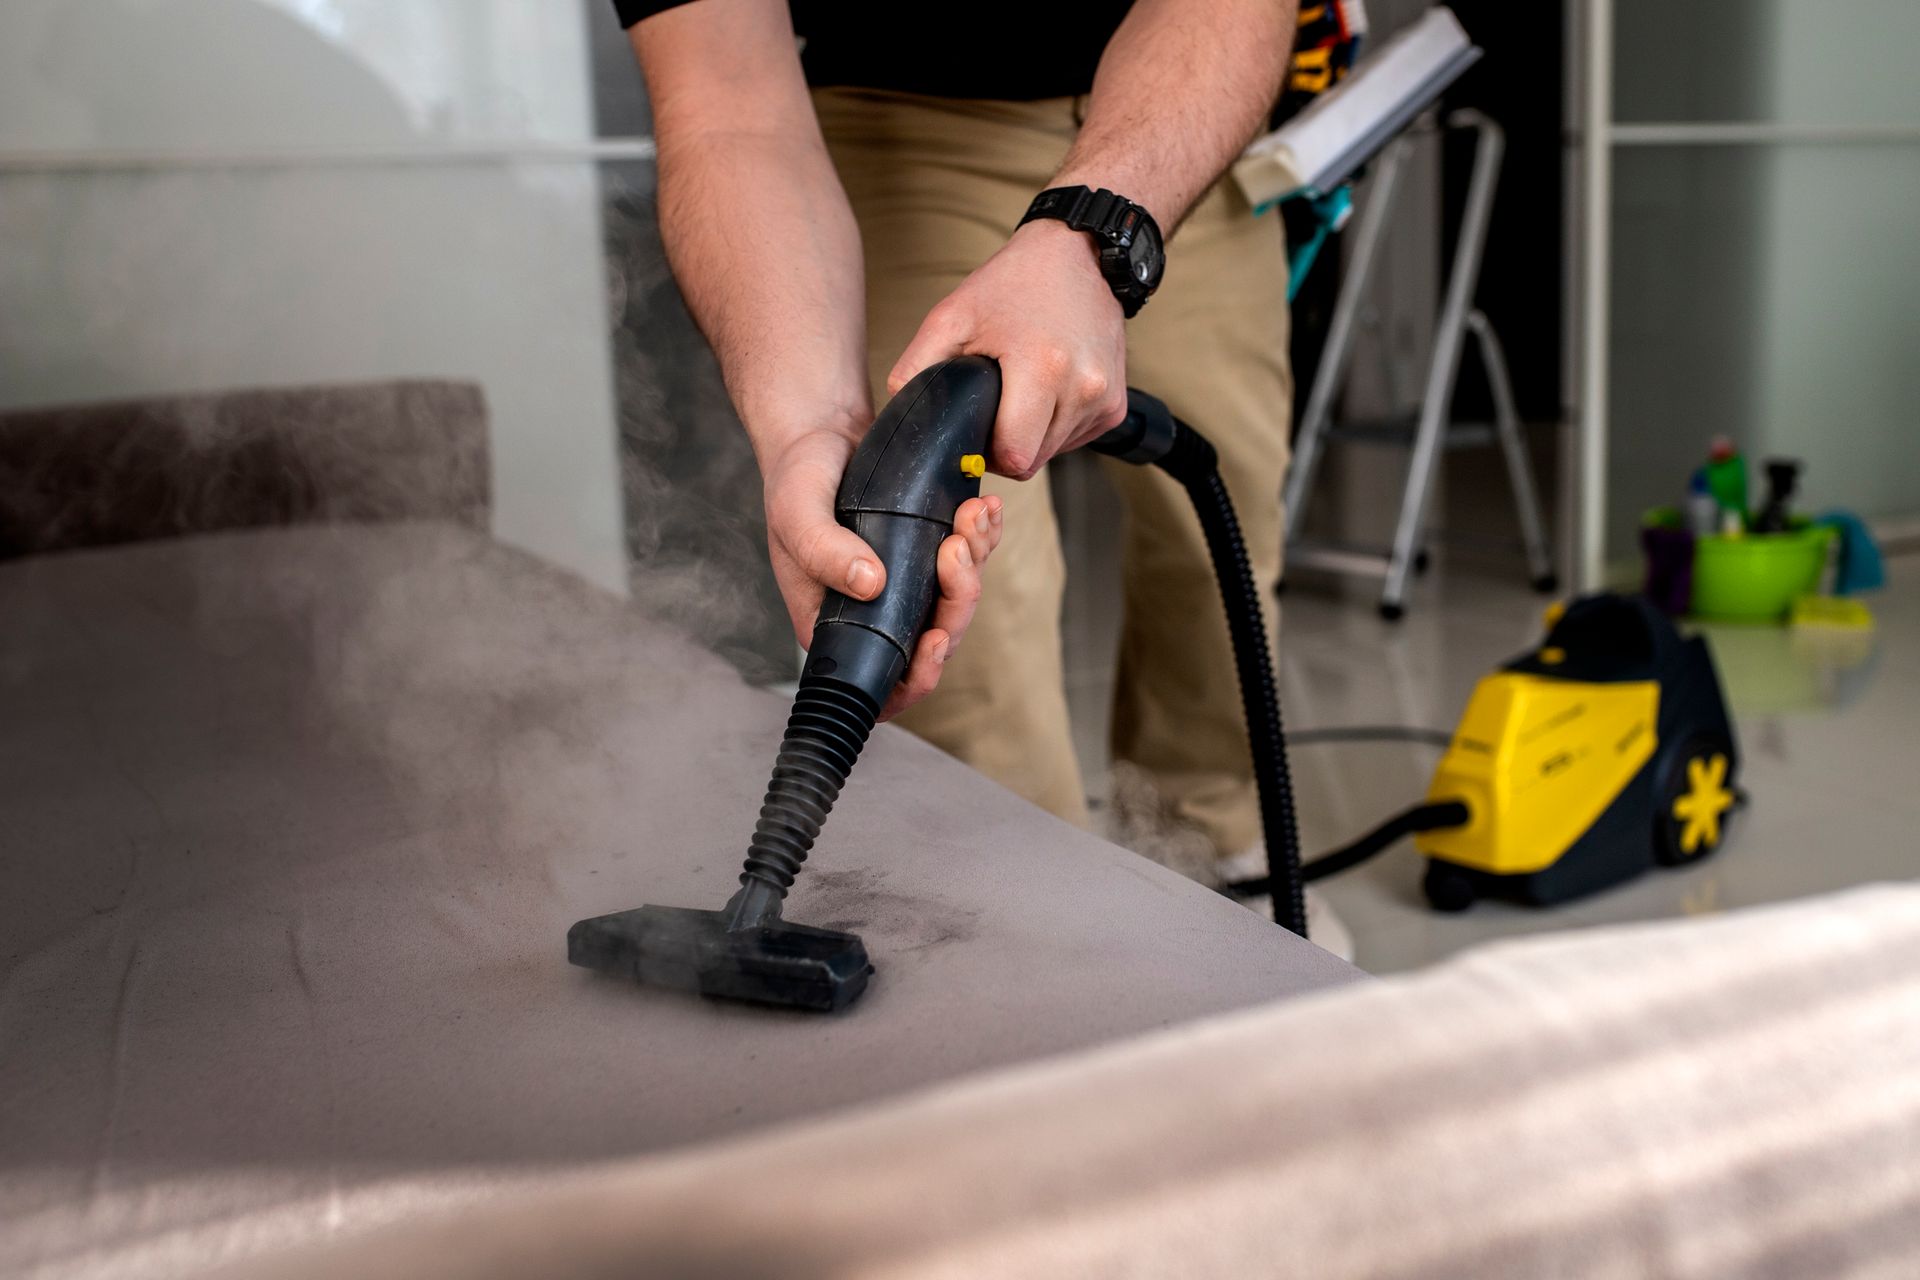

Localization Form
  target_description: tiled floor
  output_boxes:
[1055,457,1914,974]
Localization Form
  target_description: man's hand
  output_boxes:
[761,427,1004,721]
[888,220,1129,481]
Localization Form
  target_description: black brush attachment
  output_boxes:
[567,905,871,1013]
[568,358,998,1013]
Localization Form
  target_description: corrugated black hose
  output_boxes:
[727,679,879,929]
[1091,394,1309,938]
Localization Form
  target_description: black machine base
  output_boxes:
[568,905,872,1013]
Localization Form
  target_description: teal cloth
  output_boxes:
[1817,510,1886,595]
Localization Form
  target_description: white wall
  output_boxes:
[1605,0,1920,560]
[1752,1,1920,527]
[0,0,627,590]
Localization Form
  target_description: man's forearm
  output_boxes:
[652,128,870,460]
[635,3,870,466]
[1055,0,1298,231]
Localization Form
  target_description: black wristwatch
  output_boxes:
[1018,186,1165,318]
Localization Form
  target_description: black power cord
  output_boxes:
[1286,725,1455,749]
[1223,799,1472,898]
[1224,729,1464,897]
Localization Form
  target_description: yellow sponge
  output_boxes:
[1790,595,1875,630]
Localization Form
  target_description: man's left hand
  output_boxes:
[887,219,1129,481]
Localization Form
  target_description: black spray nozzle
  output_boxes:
[569,358,996,1012]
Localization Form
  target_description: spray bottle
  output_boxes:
[1703,436,1748,526]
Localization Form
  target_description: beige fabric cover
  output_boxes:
[241,883,1920,1279]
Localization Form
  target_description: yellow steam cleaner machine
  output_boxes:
[1408,593,1738,910]
[1224,591,1741,914]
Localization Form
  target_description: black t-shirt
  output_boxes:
[613,0,1133,100]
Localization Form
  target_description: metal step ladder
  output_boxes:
[1282,109,1557,621]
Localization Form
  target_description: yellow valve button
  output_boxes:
[1543,600,1567,628]
[959,454,986,479]
[1539,646,1566,665]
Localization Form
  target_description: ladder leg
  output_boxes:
[1380,114,1504,619]
[1283,140,1411,544]
[1469,310,1557,590]
[1381,375,1452,619]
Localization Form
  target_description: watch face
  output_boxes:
[1126,216,1165,289]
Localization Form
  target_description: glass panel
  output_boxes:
[0,0,595,151]
[1606,144,1920,560]
[0,159,626,587]
[0,1,627,586]
[1614,0,1920,128]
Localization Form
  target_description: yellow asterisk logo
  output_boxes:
[1673,753,1734,855]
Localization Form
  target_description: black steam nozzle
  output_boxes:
[567,905,871,1013]
[568,358,998,1012]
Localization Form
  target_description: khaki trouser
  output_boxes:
[816,88,1291,857]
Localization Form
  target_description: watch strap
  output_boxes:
[1021,186,1135,241]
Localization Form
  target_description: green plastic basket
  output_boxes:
[1690,522,1835,622]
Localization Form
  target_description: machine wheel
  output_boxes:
[1379,601,1406,622]
[1531,573,1560,594]
[1423,861,1476,912]
[1654,733,1737,866]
